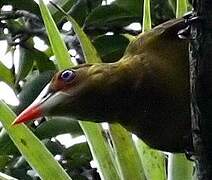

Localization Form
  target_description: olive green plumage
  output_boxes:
[17,18,192,152]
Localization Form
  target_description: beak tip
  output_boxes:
[11,116,26,126]
[11,104,43,127]
[11,121,17,126]
[11,119,20,126]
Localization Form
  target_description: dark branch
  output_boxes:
[190,0,212,179]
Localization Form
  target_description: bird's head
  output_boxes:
[11,64,87,125]
[12,61,135,125]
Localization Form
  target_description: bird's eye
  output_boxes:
[60,70,75,82]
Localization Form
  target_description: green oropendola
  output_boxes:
[12,18,192,153]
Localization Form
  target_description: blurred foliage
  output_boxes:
[0,0,176,179]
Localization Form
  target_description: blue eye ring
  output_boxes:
[61,70,76,82]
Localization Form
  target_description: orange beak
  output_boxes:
[12,104,43,125]
[11,82,70,125]
[12,83,51,125]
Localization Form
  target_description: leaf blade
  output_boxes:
[39,0,72,69]
[0,61,14,86]
[0,101,71,180]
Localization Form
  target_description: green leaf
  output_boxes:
[34,50,56,72]
[35,117,83,139]
[0,128,19,155]
[109,124,146,180]
[80,122,120,179]
[16,45,55,83]
[151,0,175,26]
[87,0,103,9]
[0,155,11,170]
[66,18,101,63]
[44,139,64,155]
[113,0,143,16]
[93,35,129,63]
[63,142,92,168]
[0,117,83,155]
[52,4,102,63]
[39,0,72,69]
[67,0,91,26]
[135,139,166,180]
[69,0,103,26]
[85,5,139,28]
[0,0,40,16]
[49,0,76,22]
[142,0,151,32]
[168,154,195,180]
[15,71,54,114]
[0,71,54,155]
[49,0,102,24]
[176,0,188,17]
[0,61,14,86]
[0,101,71,179]
[16,47,34,83]
[168,0,177,13]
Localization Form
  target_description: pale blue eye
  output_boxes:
[61,70,75,82]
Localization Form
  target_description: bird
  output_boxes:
[12,18,192,153]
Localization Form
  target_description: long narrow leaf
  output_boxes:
[50,2,102,64]
[176,0,187,18]
[0,61,14,86]
[80,122,120,179]
[135,139,166,180]
[39,0,72,69]
[66,16,102,64]
[0,101,71,180]
[142,0,151,32]
[168,154,195,180]
[109,124,145,179]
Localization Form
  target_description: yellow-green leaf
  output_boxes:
[0,101,71,180]
[0,61,14,86]
[39,0,72,69]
